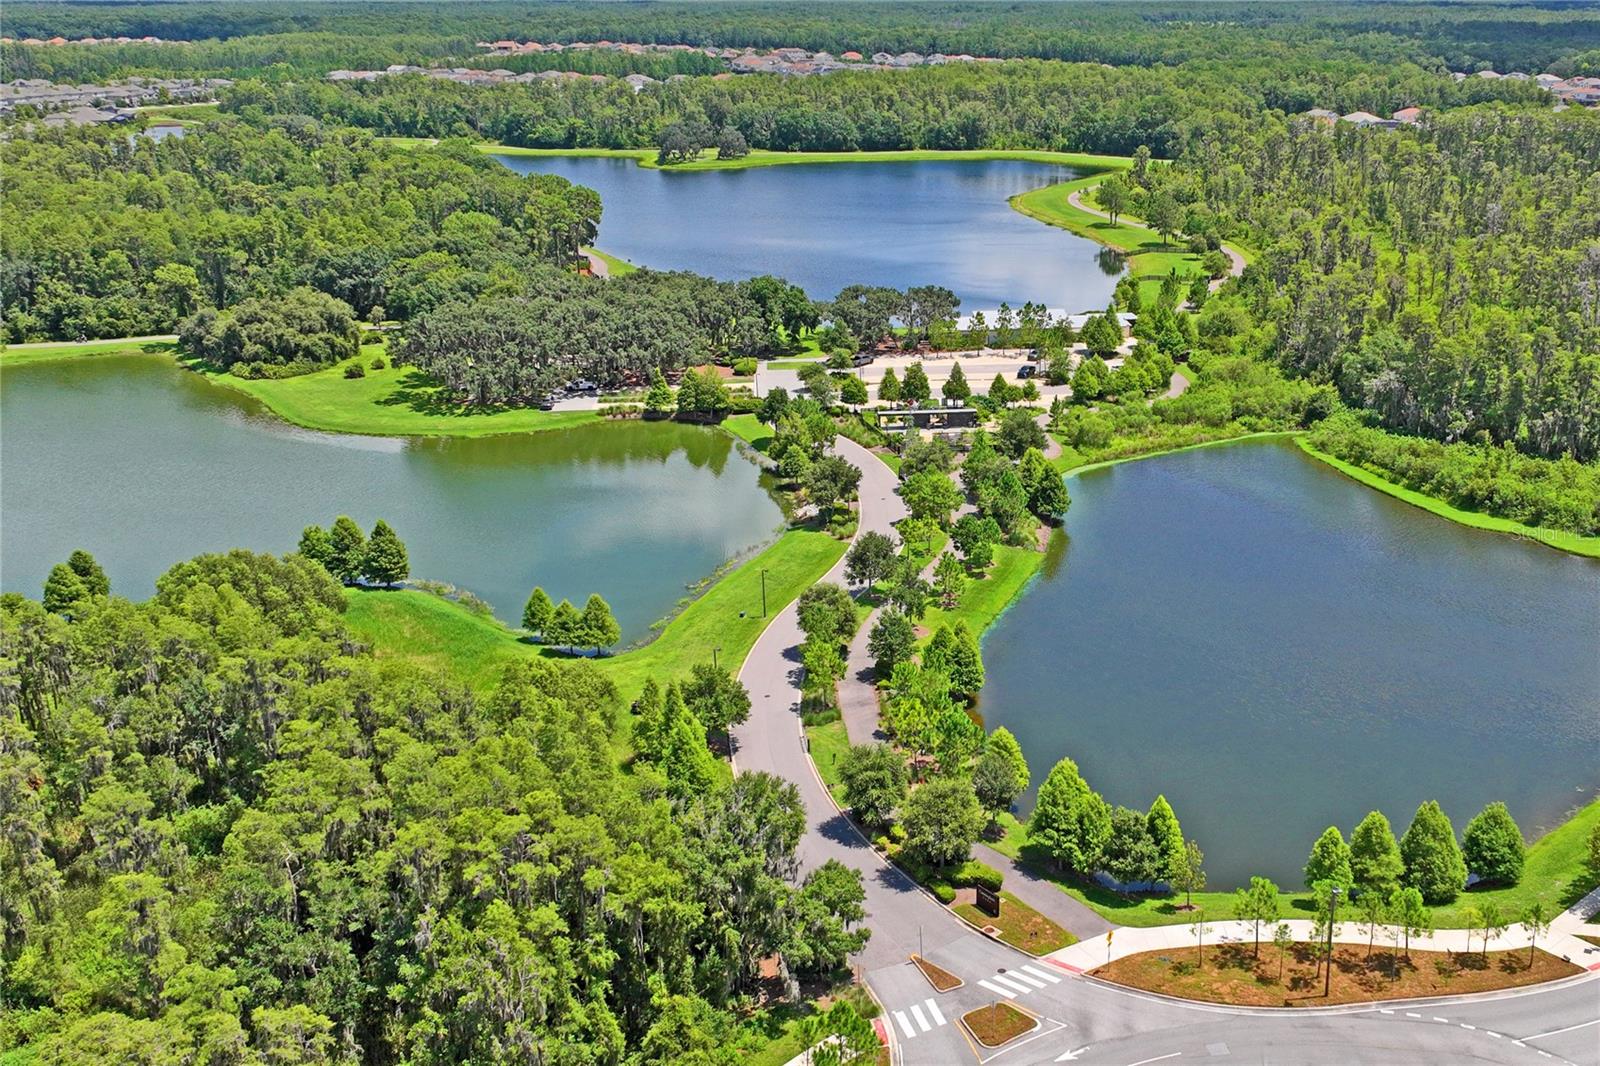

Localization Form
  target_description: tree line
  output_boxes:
[0,545,871,1064]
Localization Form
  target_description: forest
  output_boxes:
[0,550,870,1063]
[0,124,599,342]
[4,1,1599,81]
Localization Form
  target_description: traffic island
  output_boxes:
[961,1002,1038,1047]
[954,891,1077,955]
[911,954,962,992]
[1092,943,1583,1007]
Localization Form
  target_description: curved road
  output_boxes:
[732,436,1598,1065]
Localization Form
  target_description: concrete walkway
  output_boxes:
[1049,893,1600,975]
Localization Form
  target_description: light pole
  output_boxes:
[1324,885,1341,998]
[712,646,722,671]
[761,568,768,618]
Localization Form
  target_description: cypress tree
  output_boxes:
[942,361,971,401]
[878,367,902,403]
[1028,756,1112,874]
[633,678,667,762]
[1147,794,1187,885]
[1462,801,1525,886]
[298,524,334,569]
[579,593,621,655]
[947,622,985,698]
[362,520,409,586]
[66,549,109,597]
[1304,826,1353,890]
[547,599,581,648]
[901,362,931,402]
[42,563,87,615]
[1400,800,1467,903]
[522,587,554,637]
[1349,810,1405,896]
[328,515,367,585]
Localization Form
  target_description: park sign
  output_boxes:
[976,885,1002,918]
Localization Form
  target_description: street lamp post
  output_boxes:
[761,568,768,618]
[1324,886,1341,998]
[712,646,722,671]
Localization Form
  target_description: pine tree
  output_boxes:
[362,520,409,586]
[328,515,367,585]
[42,563,87,615]
[522,587,554,637]
[658,683,717,796]
[1146,794,1187,886]
[66,549,109,598]
[298,524,334,569]
[1020,447,1070,520]
[643,368,675,413]
[578,593,621,655]
[942,361,971,401]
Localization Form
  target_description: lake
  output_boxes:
[980,439,1600,889]
[0,356,784,640]
[493,155,1121,312]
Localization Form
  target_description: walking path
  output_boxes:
[1064,185,1247,289]
[1049,897,1600,974]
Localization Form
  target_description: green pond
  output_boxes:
[0,356,785,640]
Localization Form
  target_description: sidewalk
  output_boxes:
[1048,898,1600,975]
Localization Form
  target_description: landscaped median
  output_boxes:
[961,1002,1038,1048]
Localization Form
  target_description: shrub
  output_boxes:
[951,860,1004,892]
[344,362,366,379]
[370,356,387,370]
[931,882,957,905]
[732,357,758,376]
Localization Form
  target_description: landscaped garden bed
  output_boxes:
[1092,943,1582,1008]
[953,891,1077,955]
[961,1002,1037,1047]
[911,955,963,992]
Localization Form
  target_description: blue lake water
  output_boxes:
[493,155,1122,312]
[0,356,783,640]
[981,439,1600,889]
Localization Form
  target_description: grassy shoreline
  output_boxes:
[1,335,179,366]
[1296,438,1600,558]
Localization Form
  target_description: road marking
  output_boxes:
[925,999,946,1026]
[1487,1031,1502,1039]
[978,978,1018,999]
[992,973,1036,995]
[1022,964,1062,984]
[1055,1047,1089,1062]
[1379,1009,1394,1015]
[1006,969,1048,989]
[1460,1024,1476,1030]
[1513,1040,1525,1047]
[1522,1018,1600,1041]
[1125,1054,1181,1066]
[1405,1012,1421,1018]
[1433,1017,1449,1023]
[894,1010,915,1039]
[910,1003,930,1033]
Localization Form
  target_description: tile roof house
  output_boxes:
[1392,106,1424,123]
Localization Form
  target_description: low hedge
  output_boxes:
[950,860,1004,892]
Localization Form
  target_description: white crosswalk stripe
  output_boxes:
[1022,964,1062,984]
[894,1011,915,1039]
[910,1004,931,1033]
[978,978,1018,999]
[889,997,951,1040]
[925,999,946,1026]
[1005,969,1047,989]
[992,973,1036,995]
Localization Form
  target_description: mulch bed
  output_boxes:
[962,1002,1037,1047]
[1092,942,1582,1008]
[911,955,963,992]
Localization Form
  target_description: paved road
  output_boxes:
[732,435,1599,1066]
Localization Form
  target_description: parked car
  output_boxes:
[852,351,876,367]
[1016,364,1037,379]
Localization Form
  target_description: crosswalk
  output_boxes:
[892,998,949,1040]
[976,963,1063,1000]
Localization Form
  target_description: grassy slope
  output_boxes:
[456,143,1133,174]
[1297,439,1600,559]
[346,526,847,708]
[918,541,1049,643]
[721,413,775,454]
[1,336,178,366]
[988,800,1600,930]
[584,246,639,276]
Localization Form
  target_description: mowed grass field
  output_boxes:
[2,335,179,366]
[345,524,847,723]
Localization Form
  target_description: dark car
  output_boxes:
[1016,364,1037,379]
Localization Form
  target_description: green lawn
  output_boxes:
[1,335,178,366]
[806,717,852,805]
[722,413,775,454]
[954,891,1077,954]
[346,525,846,711]
[985,800,1600,930]
[584,246,638,276]
[1298,439,1600,559]
[918,540,1052,642]
[137,103,221,121]
[196,353,602,437]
